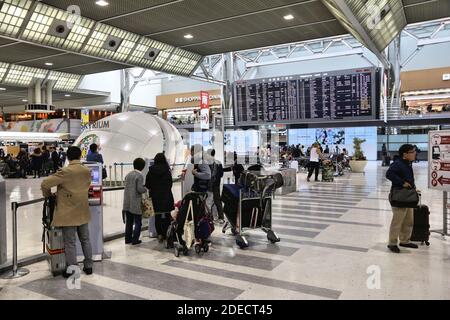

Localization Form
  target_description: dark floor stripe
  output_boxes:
[248,234,369,253]
[272,214,383,228]
[276,201,362,210]
[275,198,359,207]
[270,227,320,238]
[280,194,363,203]
[272,219,329,230]
[272,208,343,218]
[293,191,367,199]
[210,236,299,257]
[163,260,341,300]
[95,260,243,300]
[272,204,348,213]
[138,242,283,271]
[21,277,145,300]
[274,203,389,213]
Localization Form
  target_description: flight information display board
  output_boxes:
[234,68,379,125]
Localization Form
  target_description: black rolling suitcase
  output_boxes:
[410,204,431,246]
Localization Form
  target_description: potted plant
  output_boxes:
[349,138,368,173]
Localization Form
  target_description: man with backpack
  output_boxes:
[207,149,225,224]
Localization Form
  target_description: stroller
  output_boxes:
[321,159,334,182]
[165,192,214,257]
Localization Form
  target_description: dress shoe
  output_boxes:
[132,240,142,245]
[400,243,419,249]
[62,270,74,278]
[387,245,401,253]
[83,267,93,275]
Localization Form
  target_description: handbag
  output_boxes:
[389,187,419,208]
[183,201,195,249]
[141,193,155,218]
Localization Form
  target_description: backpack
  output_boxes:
[193,164,210,192]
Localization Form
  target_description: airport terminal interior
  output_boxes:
[0,0,450,301]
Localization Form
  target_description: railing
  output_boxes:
[104,163,186,187]
[0,187,125,279]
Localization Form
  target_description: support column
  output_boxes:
[34,80,42,104]
[0,175,6,265]
[46,81,55,106]
[221,53,234,166]
[120,69,131,113]
[387,35,402,119]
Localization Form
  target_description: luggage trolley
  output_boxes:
[222,172,282,249]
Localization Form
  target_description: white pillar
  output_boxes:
[34,80,42,104]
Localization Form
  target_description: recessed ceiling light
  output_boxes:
[0,88,6,91]
[65,94,71,97]
[96,0,109,6]
[22,99,28,102]
[184,34,194,39]
[45,62,53,66]
[284,14,295,21]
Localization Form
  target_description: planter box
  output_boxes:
[349,160,368,173]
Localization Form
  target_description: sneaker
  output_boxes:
[399,243,419,249]
[387,245,401,253]
[132,240,142,245]
[83,267,93,275]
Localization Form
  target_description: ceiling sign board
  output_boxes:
[429,130,450,191]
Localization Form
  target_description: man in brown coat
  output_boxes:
[41,146,93,277]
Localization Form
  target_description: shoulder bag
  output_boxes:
[389,187,419,208]
[141,193,155,218]
[183,200,195,249]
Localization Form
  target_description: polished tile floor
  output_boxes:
[1,162,449,300]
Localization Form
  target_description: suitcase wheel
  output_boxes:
[174,247,180,257]
[426,241,430,246]
[195,244,201,254]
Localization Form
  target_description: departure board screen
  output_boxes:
[234,68,379,125]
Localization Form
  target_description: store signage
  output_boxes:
[85,120,110,130]
[429,130,450,191]
[200,91,210,130]
[175,94,221,104]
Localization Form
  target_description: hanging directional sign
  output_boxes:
[429,130,450,191]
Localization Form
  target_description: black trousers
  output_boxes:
[307,162,320,181]
[211,184,224,220]
[125,211,142,244]
[155,213,170,238]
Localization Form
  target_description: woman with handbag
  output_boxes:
[145,153,174,242]
[386,144,420,253]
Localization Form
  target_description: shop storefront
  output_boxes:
[156,90,222,128]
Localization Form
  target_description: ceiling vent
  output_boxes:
[102,35,123,52]
[144,48,161,61]
[48,19,71,39]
